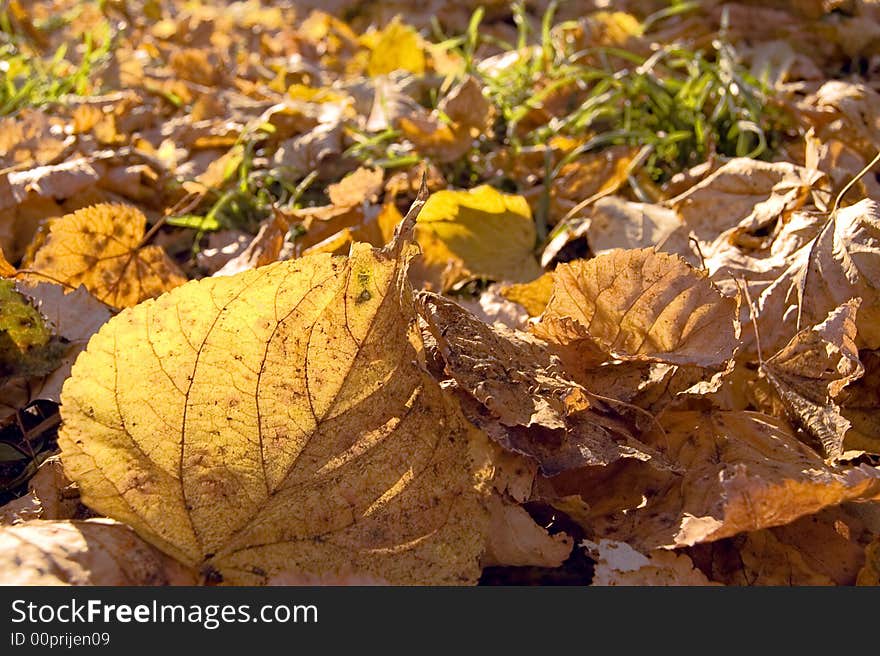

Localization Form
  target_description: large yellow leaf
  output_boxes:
[411,185,542,291]
[533,248,738,369]
[27,204,186,308]
[58,203,490,585]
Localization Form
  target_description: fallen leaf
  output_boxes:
[482,497,572,568]
[668,158,824,242]
[549,410,880,551]
[587,196,696,265]
[26,204,186,308]
[327,167,384,207]
[756,199,880,353]
[688,507,870,586]
[762,300,864,459]
[453,284,530,331]
[411,185,542,291]
[214,211,292,277]
[0,519,196,585]
[811,80,880,158]
[533,248,739,369]
[0,279,65,381]
[857,536,880,585]
[418,293,661,475]
[0,490,42,524]
[59,200,491,585]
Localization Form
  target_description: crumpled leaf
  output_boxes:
[418,293,662,476]
[668,158,824,242]
[838,350,880,456]
[533,248,739,369]
[756,199,880,353]
[411,185,542,291]
[584,539,718,586]
[811,80,880,157]
[59,199,490,585]
[688,507,870,586]
[27,204,186,308]
[482,497,572,568]
[762,300,864,459]
[550,410,880,551]
[0,519,195,585]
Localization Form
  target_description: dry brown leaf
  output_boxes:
[26,204,186,308]
[668,158,824,242]
[838,350,880,456]
[587,196,696,265]
[482,497,572,568]
[59,199,491,585]
[0,519,196,585]
[549,410,880,551]
[533,248,739,369]
[762,300,864,459]
[0,109,72,169]
[440,75,493,135]
[756,199,880,353]
[584,539,719,586]
[689,506,870,586]
[418,293,662,476]
[327,167,384,207]
[28,456,81,521]
[0,491,42,525]
[453,284,530,330]
[811,80,880,157]
[857,535,880,585]
[398,76,492,163]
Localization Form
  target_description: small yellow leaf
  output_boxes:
[412,186,542,291]
[499,272,555,317]
[27,204,186,308]
[367,18,425,77]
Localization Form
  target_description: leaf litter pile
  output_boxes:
[3,0,880,586]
